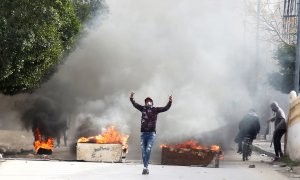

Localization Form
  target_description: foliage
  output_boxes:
[281,155,300,167]
[73,0,106,22]
[0,0,106,95]
[269,43,296,94]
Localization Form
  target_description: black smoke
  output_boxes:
[16,96,68,139]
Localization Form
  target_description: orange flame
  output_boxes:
[160,140,208,150]
[210,144,224,160]
[210,145,220,152]
[33,128,54,152]
[77,126,129,150]
[161,140,224,159]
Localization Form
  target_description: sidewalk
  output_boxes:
[252,139,277,157]
[251,140,299,178]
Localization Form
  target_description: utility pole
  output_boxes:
[295,1,300,94]
[255,0,261,95]
[256,0,260,61]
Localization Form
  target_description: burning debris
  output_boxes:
[17,96,68,155]
[161,140,208,150]
[160,140,223,167]
[77,126,129,151]
[33,128,54,155]
[76,126,129,162]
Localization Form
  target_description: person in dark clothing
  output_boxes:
[56,117,69,148]
[130,92,172,175]
[267,101,287,161]
[236,109,260,153]
[56,129,67,148]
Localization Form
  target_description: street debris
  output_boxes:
[259,154,268,157]
[249,164,255,168]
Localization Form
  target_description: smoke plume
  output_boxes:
[0,0,290,160]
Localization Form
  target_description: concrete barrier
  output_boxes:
[77,143,123,162]
[287,91,300,161]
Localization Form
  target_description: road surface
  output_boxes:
[0,149,289,180]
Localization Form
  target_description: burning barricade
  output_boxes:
[160,140,223,167]
[76,126,129,162]
[33,128,54,155]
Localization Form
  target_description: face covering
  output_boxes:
[146,101,153,107]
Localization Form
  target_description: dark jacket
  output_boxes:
[270,102,287,131]
[130,98,172,132]
[239,111,260,139]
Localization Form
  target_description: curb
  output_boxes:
[252,144,275,157]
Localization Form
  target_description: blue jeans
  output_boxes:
[140,132,156,168]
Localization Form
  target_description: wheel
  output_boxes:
[242,142,248,161]
[248,146,252,159]
[247,140,253,160]
[242,138,250,161]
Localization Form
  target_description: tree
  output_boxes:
[246,1,296,93]
[245,0,294,45]
[0,0,106,95]
[73,0,106,22]
[269,43,296,93]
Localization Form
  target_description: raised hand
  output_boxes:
[169,95,172,102]
[130,92,135,99]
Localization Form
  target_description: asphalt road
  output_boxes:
[0,149,289,180]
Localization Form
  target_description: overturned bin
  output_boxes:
[77,143,123,162]
[161,140,221,167]
[161,147,216,166]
